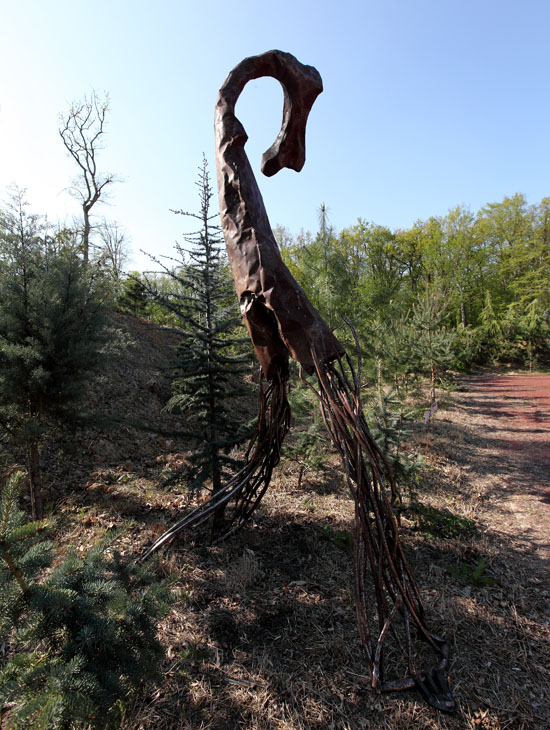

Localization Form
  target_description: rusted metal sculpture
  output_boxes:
[143,50,454,712]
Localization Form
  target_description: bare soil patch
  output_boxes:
[453,373,550,565]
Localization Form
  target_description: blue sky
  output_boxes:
[1,0,548,270]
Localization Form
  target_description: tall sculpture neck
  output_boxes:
[214,50,343,378]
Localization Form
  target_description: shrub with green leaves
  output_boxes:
[0,472,174,729]
[445,559,497,588]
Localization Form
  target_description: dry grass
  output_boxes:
[5,317,548,729]
[52,442,549,729]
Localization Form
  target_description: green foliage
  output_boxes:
[117,272,150,317]
[412,503,477,539]
[0,190,109,418]
[0,188,112,515]
[365,387,423,499]
[176,644,213,679]
[407,288,457,398]
[475,291,503,363]
[452,325,479,370]
[0,472,173,729]
[0,472,53,622]
[303,498,315,512]
[321,526,354,550]
[143,158,252,495]
[285,422,326,487]
[117,272,181,326]
[282,193,550,374]
[500,299,550,367]
[445,559,497,588]
[284,382,327,488]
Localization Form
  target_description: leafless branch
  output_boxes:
[58,91,118,263]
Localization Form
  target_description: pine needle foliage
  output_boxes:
[146,157,252,497]
[365,388,423,501]
[117,272,150,317]
[0,471,174,729]
[0,190,110,421]
[284,381,328,489]
[0,188,112,517]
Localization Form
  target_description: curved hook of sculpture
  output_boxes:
[143,50,455,713]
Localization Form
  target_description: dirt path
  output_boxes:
[450,373,550,569]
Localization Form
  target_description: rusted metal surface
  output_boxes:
[214,49,343,377]
[308,347,453,710]
[142,50,454,713]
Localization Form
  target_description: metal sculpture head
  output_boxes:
[259,56,323,176]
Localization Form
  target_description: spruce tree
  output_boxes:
[365,386,422,501]
[477,290,503,363]
[284,381,327,490]
[0,188,111,517]
[146,158,252,513]
[408,286,457,402]
[117,271,150,316]
[0,471,173,730]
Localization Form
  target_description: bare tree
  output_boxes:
[59,91,116,263]
[96,219,130,280]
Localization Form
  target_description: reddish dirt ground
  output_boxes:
[457,373,550,567]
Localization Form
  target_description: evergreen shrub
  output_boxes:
[0,472,174,729]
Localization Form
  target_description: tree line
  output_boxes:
[276,194,550,380]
